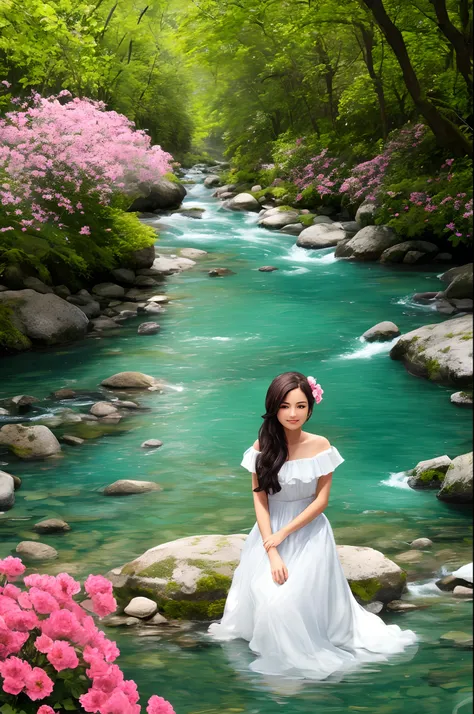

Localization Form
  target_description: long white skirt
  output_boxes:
[207,497,419,680]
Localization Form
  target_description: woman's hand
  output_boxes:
[263,529,287,552]
[268,551,289,585]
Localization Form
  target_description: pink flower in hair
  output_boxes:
[307,376,324,404]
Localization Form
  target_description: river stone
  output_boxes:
[111,268,136,285]
[340,225,401,261]
[129,245,156,270]
[386,600,419,612]
[203,175,221,188]
[224,193,260,212]
[134,276,158,288]
[137,322,160,335]
[213,184,236,197]
[141,439,163,448]
[339,221,360,236]
[336,545,407,603]
[407,455,452,489]
[0,290,88,347]
[440,263,473,299]
[355,201,377,227]
[259,211,300,229]
[124,597,158,618]
[16,541,58,561]
[62,435,85,446]
[90,317,121,331]
[436,575,462,591]
[92,283,125,299]
[410,538,433,549]
[101,372,162,389]
[0,424,61,460]
[208,268,235,277]
[90,402,119,417]
[380,241,439,264]
[138,304,164,316]
[113,400,139,409]
[34,518,71,534]
[128,178,186,212]
[150,256,196,274]
[364,601,384,614]
[104,480,163,496]
[390,314,472,387]
[67,293,93,306]
[362,321,400,342]
[258,266,278,272]
[404,250,427,264]
[23,277,54,294]
[179,248,208,259]
[437,451,473,503]
[450,391,473,407]
[55,285,71,299]
[147,295,169,304]
[453,585,473,598]
[0,472,15,511]
[9,394,39,410]
[77,301,101,319]
[52,389,77,400]
[297,224,347,248]
[313,215,334,224]
[280,223,304,235]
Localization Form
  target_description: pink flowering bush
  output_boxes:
[0,88,173,282]
[0,556,176,714]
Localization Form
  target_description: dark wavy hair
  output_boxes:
[253,371,315,495]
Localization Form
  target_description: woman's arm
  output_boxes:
[262,473,333,550]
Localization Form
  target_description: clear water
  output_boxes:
[0,179,472,713]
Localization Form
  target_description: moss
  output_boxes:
[440,346,451,353]
[349,577,382,603]
[163,172,182,185]
[195,573,232,594]
[276,205,296,212]
[411,336,420,343]
[460,333,472,341]
[418,468,445,483]
[165,580,180,594]
[426,358,441,379]
[460,391,473,399]
[161,598,227,620]
[446,332,455,338]
[299,213,316,227]
[0,302,31,353]
[416,345,426,353]
[138,556,177,579]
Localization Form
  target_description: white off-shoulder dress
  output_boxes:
[207,444,418,680]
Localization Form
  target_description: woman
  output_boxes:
[207,371,418,680]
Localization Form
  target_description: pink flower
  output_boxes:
[2,676,25,695]
[0,556,25,581]
[91,591,117,618]
[79,225,91,235]
[147,694,177,714]
[1,80,11,88]
[394,213,399,217]
[445,222,456,230]
[37,707,56,714]
[101,689,136,714]
[29,587,60,614]
[79,688,109,712]
[84,574,113,597]
[25,667,54,701]
[46,639,79,671]
[35,633,53,654]
[0,656,32,690]
[41,609,83,642]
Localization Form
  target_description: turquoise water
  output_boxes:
[0,179,472,713]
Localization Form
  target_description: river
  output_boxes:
[0,175,472,714]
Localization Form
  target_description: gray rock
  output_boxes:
[0,471,15,511]
[0,408,9,415]
[10,395,39,409]
[101,372,162,389]
[0,290,88,347]
[213,184,236,198]
[173,207,205,219]
[224,193,260,212]
[451,298,473,311]
[339,225,401,261]
[364,601,384,614]
[137,322,160,335]
[203,175,221,188]
[54,285,71,299]
[77,301,101,319]
[297,223,348,249]
[404,250,427,264]
[436,575,462,591]
[34,519,71,534]
[0,424,61,460]
[128,178,186,212]
[355,201,377,227]
[113,400,139,410]
[380,240,439,264]
[147,295,170,304]
[141,439,163,449]
[61,435,85,446]
[443,264,473,300]
[208,268,235,277]
[124,597,158,618]
[259,211,300,229]
[111,269,136,285]
[129,245,157,270]
[16,541,58,561]
[134,276,158,288]
[23,277,54,294]
[433,253,453,263]
[413,291,438,304]
[386,600,419,612]
[408,455,452,490]
[338,221,360,236]
[137,304,164,316]
[390,314,472,386]
[437,451,473,503]
[52,389,77,400]
[410,538,433,549]
[90,402,119,417]
[179,248,208,259]
[440,262,472,284]
[104,480,163,496]
[453,585,473,598]
[90,317,121,331]
[312,215,334,224]
[337,545,408,604]
[92,283,125,299]
[258,266,278,272]
[333,238,354,258]
[118,310,137,319]
[362,321,400,342]
[279,223,304,236]
[450,391,473,407]
[149,256,196,274]
[251,185,262,192]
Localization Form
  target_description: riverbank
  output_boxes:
[0,175,472,713]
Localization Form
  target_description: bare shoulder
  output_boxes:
[306,433,331,452]
[252,439,260,451]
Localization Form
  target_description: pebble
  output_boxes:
[90,402,119,417]
[410,537,433,549]
[61,435,85,446]
[124,597,158,619]
[141,439,163,449]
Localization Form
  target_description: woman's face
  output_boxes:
[276,387,309,429]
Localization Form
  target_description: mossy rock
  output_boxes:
[437,452,473,503]
[0,302,32,354]
[337,545,408,603]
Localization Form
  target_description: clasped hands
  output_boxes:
[262,528,288,552]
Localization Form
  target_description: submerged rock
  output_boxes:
[101,372,162,390]
[0,471,15,511]
[137,322,160,335]
[34,518,71,534]
[0,424,61,460]
[179,248,208,259]
[141,439,163,449]
[16,541,58,561]
[90,402,119,417]
[104,480,163,496]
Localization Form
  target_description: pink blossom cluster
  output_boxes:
[291,148,346,202]
[0,89,173,235]
[0,556,175,714]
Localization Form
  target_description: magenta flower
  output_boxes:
[147,694,177,714]
[0,556,26,581]
[25,666,54,700]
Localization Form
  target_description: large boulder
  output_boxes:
[108,535,407,620]
[23,277,53,294]
[0,471,15,511]
[297,223,348,249]
[101,372,163,389]
[128,178,186,212]
[355,201,378,227]
[441,263,473,300]
[203,175,221,188]
[128,246,156,270]
[338,225,401,261]
[407,455,452,490]
[0,290,88,347]
[224,193,260,212]
[259,211,300,229]
[437,452,473,503]
[380,241,439,264]
[362,321,400,342]
[92,283,125,299]
[389,314,473,387]
[440,263,473,285]
[0,424,61,460]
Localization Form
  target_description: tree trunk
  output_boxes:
[361,0,472,157]
[428,0,473,95]
[358,24,390,138]
[315,37,337,127]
